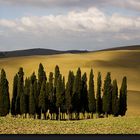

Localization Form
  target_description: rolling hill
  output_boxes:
[98,45,140,51]
[0,45,140,116]
[0,48,88,58]
[0,45,140,58]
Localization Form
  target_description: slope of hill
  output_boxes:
[0,48,88,58]
[99,45,140,51]
[0,46,140,116]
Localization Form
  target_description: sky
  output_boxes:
[0,0,140,51]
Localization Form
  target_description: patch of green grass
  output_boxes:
[0,116,139,134]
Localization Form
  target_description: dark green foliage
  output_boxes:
[0,65,127,119]
[24,78,30,115]
[17,67,25,115]
[39,81,47,114]
[112,80,119,116]
[56,74,63,109]
[31,72,37,85]
[37,63,47,119]
[33,80,38,111]
[11,74,18,116]
[72,68,82,118]
[102,72,112,117]
[20,91,26,115]
[61,76,66,113]
[66,71,74,115]
[0,69,10,116]
[29,83,36,116]
[119,77,127,116]
[88,69,96,116]
[46,82,50,112]
[81,72,88,113]
[53,65,60,114]
[15,97,20,115]
[48,72,55,114]
[38,63,47,95]
[54,65,60,88]
[96,72,102,116]
[17,67,24,98]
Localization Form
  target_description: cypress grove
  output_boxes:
[0,65,128,120]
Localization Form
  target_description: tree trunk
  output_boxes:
[96,113,99,118]
[83,113,85,119]
[58,107,61,120]
[105,112,108,118]
[76,112,79,120]
[43,113,46,120]
[67,110,70,120]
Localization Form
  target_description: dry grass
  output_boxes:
[0,115,139,134]
[0,50,140,94]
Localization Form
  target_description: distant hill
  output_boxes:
[0,45,140,58]
[0,48,88,58]
[99,45,140,51]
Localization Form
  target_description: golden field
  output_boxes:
[0,50,140,117]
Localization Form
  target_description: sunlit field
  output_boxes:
[0,115,139,134]
[0,50,140,134]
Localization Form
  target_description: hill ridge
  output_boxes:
[0,45,140,58]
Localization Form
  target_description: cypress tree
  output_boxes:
[37,63,47,119]
[66,71,74,120]
[30,72,38,111]
[54,65,60,88]
[112,79,119,117]
[46,81,50,119]
[61,76,66,116]
[102,72,112,117]
[16,67,25,116]
[38,80,47,119]
[0,69,10,116]
[56,74,63,120]
[54,65,60,119]
[88,69,96,118]
[72,68,82,119]
[81,72,88,117]
[11,74,18,116]
[15,68,24,115]
[48,72,55,119]
[33,79,38,115]
[61,76,66,119]
[96,72,102,117]
[20,89,26,117]
[31,72,37,85]
[29,82,36,118]
[38,63,47,86]
[119,76,127,116]
[24,78,30,117]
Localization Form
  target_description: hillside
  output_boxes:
[0,48,88,58]
[98,45,140,51]
[0,45,140,58]
[0,46,140,116]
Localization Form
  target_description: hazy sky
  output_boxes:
[0,0,140,51]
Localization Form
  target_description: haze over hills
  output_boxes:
[0,45,140,58]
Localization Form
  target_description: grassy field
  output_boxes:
[0,50,139,134]
[0,50,139,115]
[0,50,140,93]
[0,115,139,134]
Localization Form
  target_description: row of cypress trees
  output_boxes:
[0,64,127,120]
